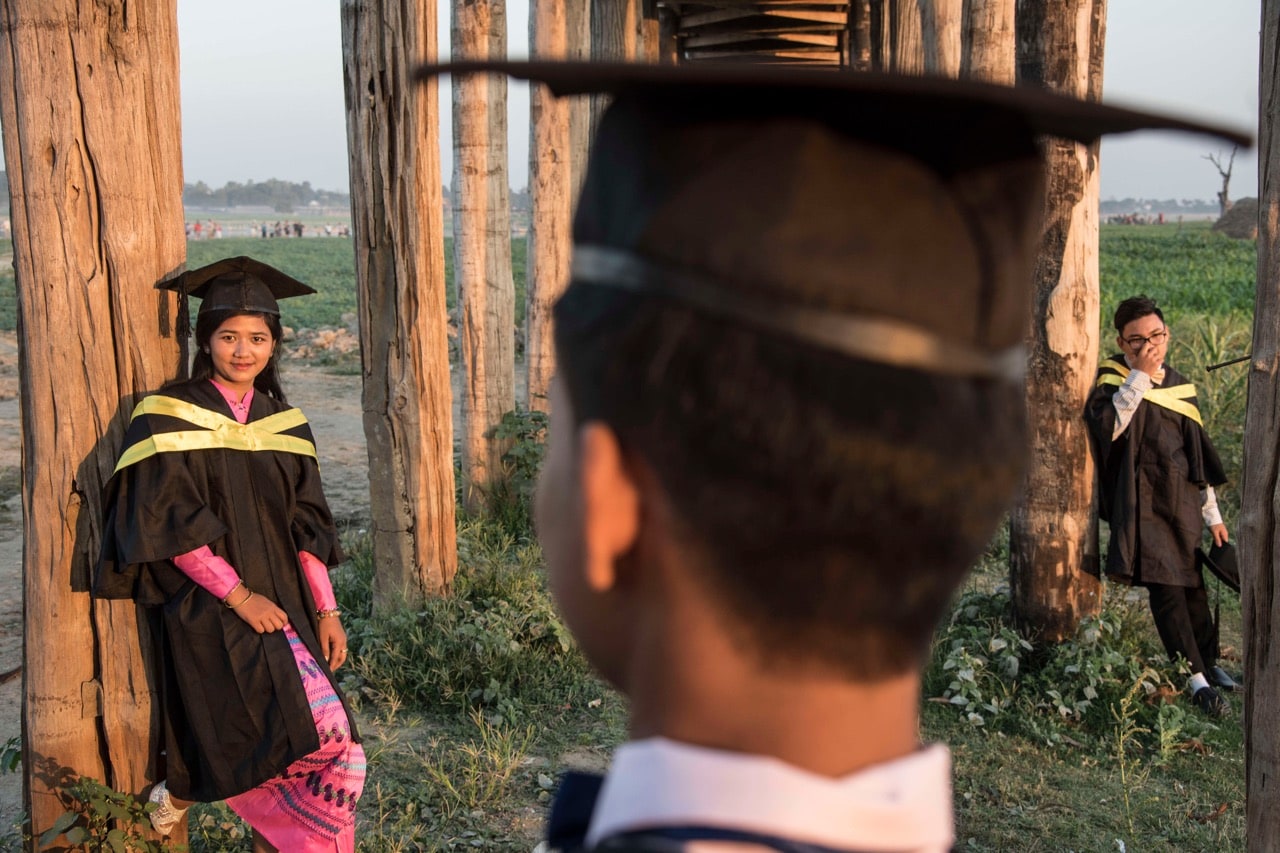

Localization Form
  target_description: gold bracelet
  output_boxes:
[230,590,254,608]
[316,608,341,619]
[220,580,246,608]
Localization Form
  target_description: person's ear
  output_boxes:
[577,422,640,594]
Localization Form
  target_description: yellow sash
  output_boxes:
[1096,358,1203,426]
[113,395,317,474]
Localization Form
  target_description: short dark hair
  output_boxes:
[188,309,287,402]
[553,286,1026,681]
[1113,295,1164,332]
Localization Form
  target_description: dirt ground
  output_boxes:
[0,331,378,833]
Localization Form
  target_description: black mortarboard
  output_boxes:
[160,256,315,317]
[1198,541,1240,594]
[419,61,1249,380]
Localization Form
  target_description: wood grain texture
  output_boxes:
[0,0,185,843]
[528,0,573,415]
[1244,2,1279,846]
[453,0,516,512]
[341,0,458,604]
[1009,0,1106,641]
[961,0,1014,83]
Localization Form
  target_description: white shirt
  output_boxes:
[585,738,954,852]
[1110,360,1222,528]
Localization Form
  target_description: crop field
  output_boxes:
[0,222,1261,850]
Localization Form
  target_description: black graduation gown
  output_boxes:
[94,378,360,802]
[1084,357,1226,587]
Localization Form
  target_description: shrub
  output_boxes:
[926,584,1219,751]
[334,521,594,725]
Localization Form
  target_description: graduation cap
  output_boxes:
[160,256,315,320]
[1198,541,1240,595]
[419,61,1250,379]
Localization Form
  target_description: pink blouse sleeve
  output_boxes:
[171,546,241,600]
[299,550,337,611]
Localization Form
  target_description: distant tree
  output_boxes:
[1204,147,1237,218]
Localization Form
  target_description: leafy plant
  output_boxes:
[334,520,590,723]
[926,584,1213,752]
[0,737,19,775]
[485,408,550,536]
[187,802,251,852]
[40,777,163,852]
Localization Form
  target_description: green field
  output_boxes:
[0,234,530,333]
[0,224,1260,850]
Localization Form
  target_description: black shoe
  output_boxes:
[1192,686,1232,718]
[1209,665,1243,692]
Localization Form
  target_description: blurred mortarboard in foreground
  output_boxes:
[159,256,315,317]
[419,61,1250,380]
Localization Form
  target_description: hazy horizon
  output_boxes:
[179,2,1261,203]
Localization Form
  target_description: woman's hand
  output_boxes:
[317,617,349,671]
[233,593,289,634]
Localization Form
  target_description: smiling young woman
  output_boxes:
[95,257,364,853]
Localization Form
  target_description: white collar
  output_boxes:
[586,737,954,852]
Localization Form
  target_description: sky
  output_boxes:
[177,1,1262,202]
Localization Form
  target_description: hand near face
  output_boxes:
[1131,340,1163,377]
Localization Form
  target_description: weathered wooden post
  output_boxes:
[960,0,1015,83]
[921,0,962,76]
[341,0,458,603]
[1009,0,1107,640]
[0,0,185,844]
[453,0,516,513]
[528,0,574,414]
[1243,0,1279,846]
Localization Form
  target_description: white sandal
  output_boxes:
[147,780,189,835]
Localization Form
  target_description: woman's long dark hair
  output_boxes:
[189,309,288,402]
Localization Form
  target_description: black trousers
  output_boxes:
[1145,581,1218,676]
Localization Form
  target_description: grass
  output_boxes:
[0,233,529,334]
[0,220,1256,850]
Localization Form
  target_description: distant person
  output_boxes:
[1086,295,1237,717]
[192,219,203,240]
[95,257,364,850]
[410,59,1243,853]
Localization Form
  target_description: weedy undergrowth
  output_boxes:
[926,584,1216,753]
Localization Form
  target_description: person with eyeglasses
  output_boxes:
[1085,295,1236,718]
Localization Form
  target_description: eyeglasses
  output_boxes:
[1122,328,1168,349]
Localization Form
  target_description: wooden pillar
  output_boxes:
[453,0,516,512]
[961,0,1015,83]
[0,0,184,844]
[849,0,873,71]
[591,0,639,129]
[888,0,925,74]
[340,0,458,603]
[922,0,962,77]
[568,0,592,196]
[1009,0,1107,641]
[528,0,574,413]
[1243,0,1280,846]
